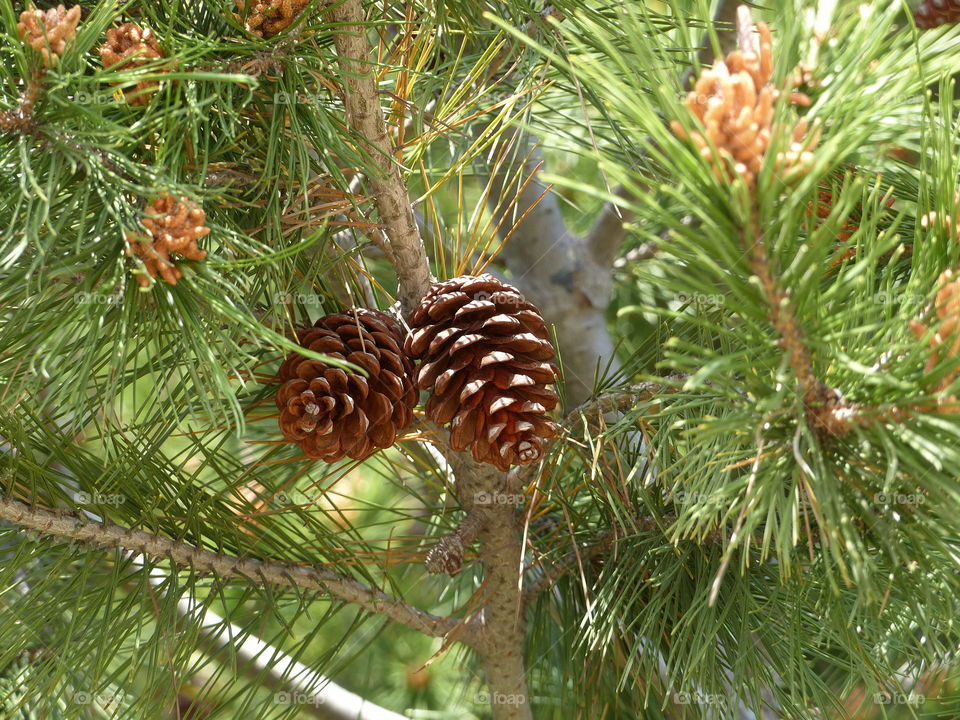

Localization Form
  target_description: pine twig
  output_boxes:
[328,0,433,315]
[563,378,685,426]
[328,5,534,716]
[0,71,45,136]
[0,495,468,643]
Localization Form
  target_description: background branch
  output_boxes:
[142,563,407,720]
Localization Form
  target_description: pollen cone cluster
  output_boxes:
[235,0,311,37]
[671,21,819,189]
[405,275,560,471]
[911,270,960,412]
[915,0,960,28]
[276,309,417,461]
[17,4,81,67]
[100,23,166,106]
[125,196,209,286]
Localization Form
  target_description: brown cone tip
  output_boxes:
[405,274,560,471]
[276,308,417,462]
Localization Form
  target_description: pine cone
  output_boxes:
[915,0,960,29]
[100,22,166,106]
[17,5,81,67]
[276,309,417,461]
[405,275,560,471]
[125,196,209,286]
[234,0,311,38]
[671,21,819,189]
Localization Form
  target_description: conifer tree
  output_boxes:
[1,1,960,719]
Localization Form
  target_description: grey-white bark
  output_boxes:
[484,127,619,408]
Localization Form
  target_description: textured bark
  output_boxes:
[328,0,433,315]
[0,495,464,641]
[447,454,532,720]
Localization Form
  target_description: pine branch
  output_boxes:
[444,453,532,720]
[0,495,466,643]
[562,378,685,426]
[328,0,433,315]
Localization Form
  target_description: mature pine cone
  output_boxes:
[100,22,166,106]
[915,0,960,28]
[235,0,311,37]
[276,309,417,461]
[125,196,209,286]
[405,275,560,471]
[17,4,81,67]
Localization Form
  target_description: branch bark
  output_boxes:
[485,128,618,408]
[445,453,532,720]
[0,495,464,642]
[328,0,433,315]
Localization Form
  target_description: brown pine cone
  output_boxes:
[17,5,81,67]
[125,196,209,286]
[915,0,960,29]
[276,309,417,461]
[405,275,560,471]
[235,0,311,38]
[100,22,166,106]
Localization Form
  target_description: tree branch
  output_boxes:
[0,495,466,643]
[328,0,433,315]
[328,5,535,715]
[485,128,618,408]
